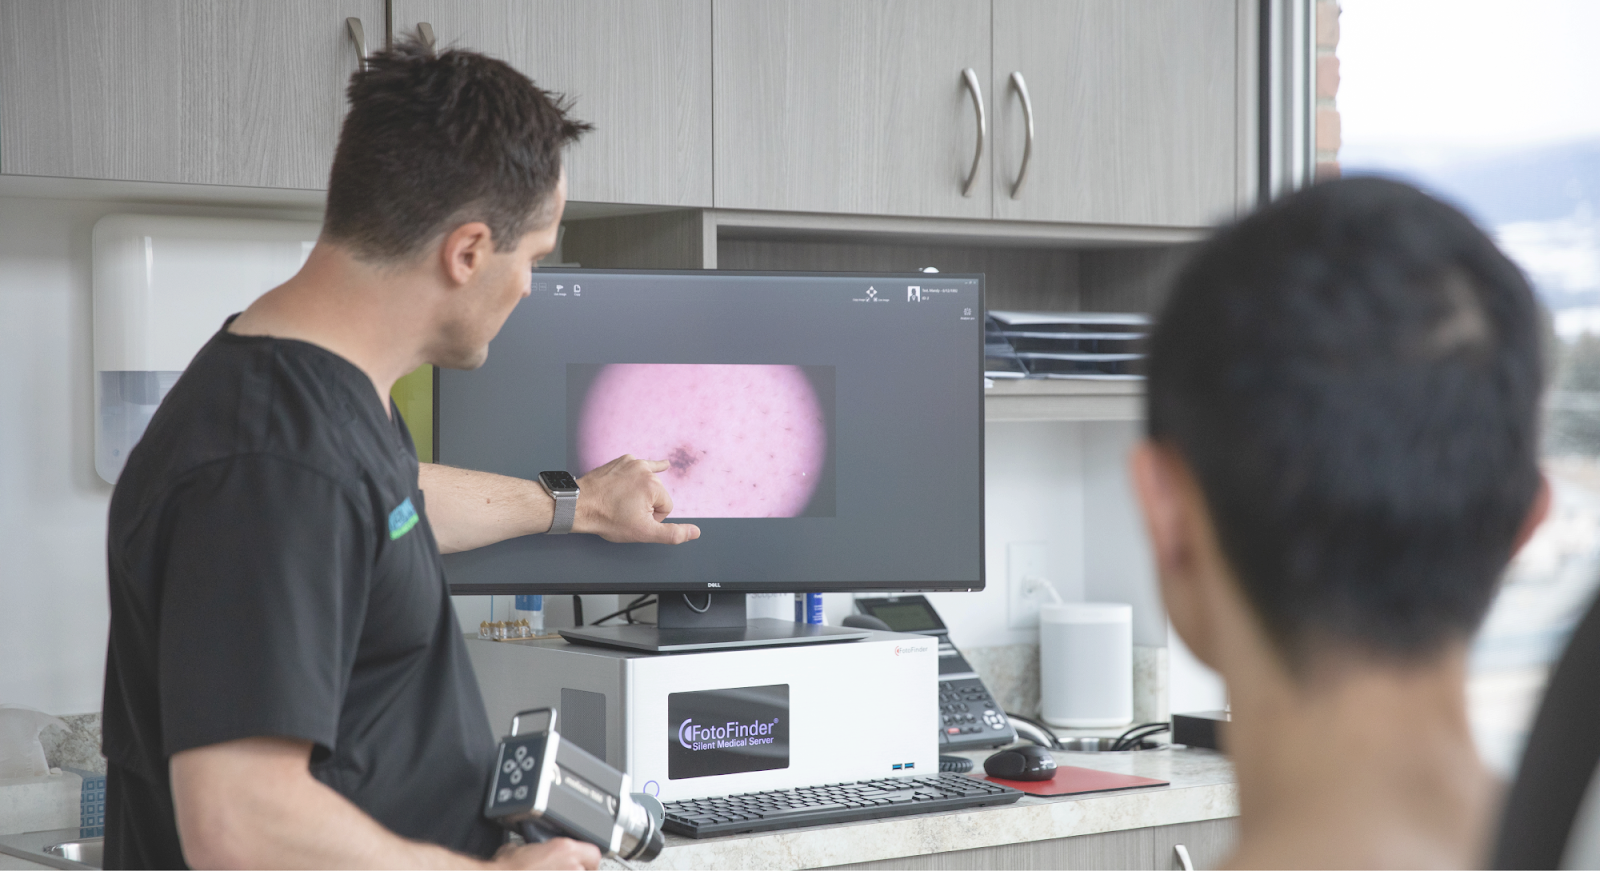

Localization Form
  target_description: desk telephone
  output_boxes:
[852,595,1017,752]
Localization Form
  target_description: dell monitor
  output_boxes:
[435,269,984,652]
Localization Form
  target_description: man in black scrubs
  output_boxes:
[101,38,697,870]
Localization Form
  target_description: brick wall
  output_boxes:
[1315,0,1341,179]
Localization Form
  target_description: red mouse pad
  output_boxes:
[980,765,1169,797]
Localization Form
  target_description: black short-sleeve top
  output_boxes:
[101,323,502,869]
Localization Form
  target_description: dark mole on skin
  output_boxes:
[668,445,702,474]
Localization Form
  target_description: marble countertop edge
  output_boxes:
[637,778,1239,871]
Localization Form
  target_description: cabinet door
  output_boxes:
[1144,818,1240,869]
[0,0,379,188]
[393,0,712,208]
[992,0,1238,226]
[714,0,991,219]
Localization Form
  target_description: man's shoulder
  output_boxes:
[111,333,384,526]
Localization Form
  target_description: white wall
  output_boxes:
[925,419,1168,652]
[927,421,1086,648]
[1084,420,1166,646]
[0,193,320,716]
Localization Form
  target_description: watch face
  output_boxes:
[539,471,579,493]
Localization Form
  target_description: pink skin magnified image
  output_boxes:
[575,364,828,518]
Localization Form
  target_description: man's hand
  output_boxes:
[576,455,702,544]
[492,839,601,870]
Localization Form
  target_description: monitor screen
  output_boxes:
[436,269,984,594]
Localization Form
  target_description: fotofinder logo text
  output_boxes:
[678,717,782,751]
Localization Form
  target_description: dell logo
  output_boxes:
[707,582,721,588]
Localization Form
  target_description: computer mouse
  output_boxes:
[983,744,1058,781]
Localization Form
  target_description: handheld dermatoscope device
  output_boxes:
[484,708,665,866]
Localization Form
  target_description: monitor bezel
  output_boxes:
[434,268,986,596]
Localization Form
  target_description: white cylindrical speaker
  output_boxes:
[1039,603,1133,728]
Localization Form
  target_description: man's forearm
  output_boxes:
[419,463,553,553]
[171,739,490,870]
[420,456,701,549]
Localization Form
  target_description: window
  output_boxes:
[1338,0,1600,773]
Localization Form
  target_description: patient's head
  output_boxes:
[1139,177,1545,672]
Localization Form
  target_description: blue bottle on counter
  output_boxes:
[514,594,544,635]
[794,593,824,624]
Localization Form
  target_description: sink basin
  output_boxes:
[0,829,102,870]
[46,838,103,867]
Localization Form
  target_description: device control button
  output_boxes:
[498,788,512,803]
[520,757,535,771]
[510,770,522,784]
[513,785,529,800]
[946,727,962,735]
[502,760,517,774]
[514,746,528,760]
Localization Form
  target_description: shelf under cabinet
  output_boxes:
[984,379,1144,422]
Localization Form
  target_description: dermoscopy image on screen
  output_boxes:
[572,363,834,518]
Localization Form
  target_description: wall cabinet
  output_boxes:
[1,0,1247,230]
[713,0,993,220]
[393,0,712,208]
[990,0,1240,226]
[0,0,379,188]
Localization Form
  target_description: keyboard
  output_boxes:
[661,773,1023,838]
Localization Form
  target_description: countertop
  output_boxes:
[629,743,1236,870]
[0,745,1236,871]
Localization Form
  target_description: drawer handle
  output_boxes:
[1008,71,1034,199]
[1175,843,1195,871]
[345,17,367,70]
[960,68,986,197]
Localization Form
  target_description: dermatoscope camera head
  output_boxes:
[484,708,665,864]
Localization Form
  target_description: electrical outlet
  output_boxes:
[1007,541,1053,629]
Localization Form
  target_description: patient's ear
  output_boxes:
[1131,442,1216,666]
[1511,473,1552,557]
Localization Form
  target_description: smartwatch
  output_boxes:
[538,471,580,535]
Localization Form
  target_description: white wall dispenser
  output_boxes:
[92,214,320,483]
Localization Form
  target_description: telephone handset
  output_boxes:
[852,595,1017,752]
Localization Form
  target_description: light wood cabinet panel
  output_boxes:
[1145,817,1238,869]
[991,0,1239,227]
[0,0,379,188]
[713,0,992,219]
[828,817,1239,870]
[393,0,712,208]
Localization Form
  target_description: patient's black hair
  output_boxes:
[1146,177,1544,666]
[322,31,591,261]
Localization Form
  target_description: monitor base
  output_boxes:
[559,617,870,654]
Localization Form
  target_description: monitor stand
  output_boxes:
[559,592,870,654]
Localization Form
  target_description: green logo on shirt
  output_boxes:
[389,497,419,540]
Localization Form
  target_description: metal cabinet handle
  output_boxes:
[345,17,367,70]
[1175,844,1195,871]
[418,22,437,50]
[1008,71,1034,199]
[960,68,986,197]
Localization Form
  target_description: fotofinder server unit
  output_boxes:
[466,633,938,803]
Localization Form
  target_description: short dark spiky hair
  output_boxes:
[322,33,591,260]
[1147,177,1544,667]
